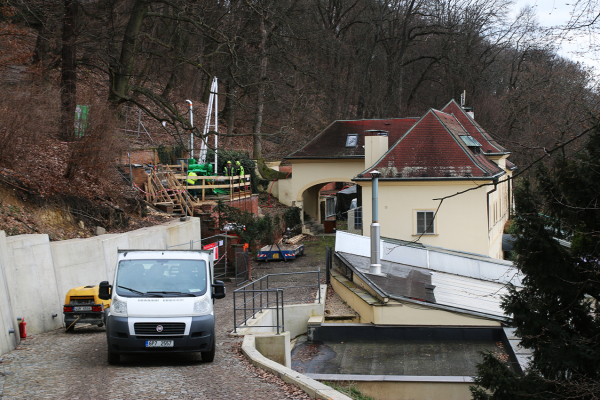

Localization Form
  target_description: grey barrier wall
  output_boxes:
[0,217,201,356]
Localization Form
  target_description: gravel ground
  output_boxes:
[0,237,333,400]
[324,285,359,317]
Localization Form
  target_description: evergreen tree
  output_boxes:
[471,130,600,399]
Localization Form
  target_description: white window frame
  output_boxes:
[415,210,436,235]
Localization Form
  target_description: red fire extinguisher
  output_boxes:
[18,318,26,339]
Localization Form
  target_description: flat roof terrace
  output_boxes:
[293,338,505,376]
[292,325,514,379]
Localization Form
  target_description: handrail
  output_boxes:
[233,269,321,334]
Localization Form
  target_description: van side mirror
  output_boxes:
[212,280,226,300]
[99,281,112,300]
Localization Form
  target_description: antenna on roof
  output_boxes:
[460,90,466,107]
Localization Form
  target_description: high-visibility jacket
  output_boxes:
[237,164,245,177]
[224,165,234,176]
[186,171,197,185]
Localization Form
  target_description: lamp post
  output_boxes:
[186,100,194,158]
[370,170,381,274]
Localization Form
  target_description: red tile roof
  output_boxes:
[358,109,505,180]
[441,100,507,154]
[287,118,417,159]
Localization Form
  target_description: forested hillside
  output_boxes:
[2,0,599,162]
[0,0,599,238]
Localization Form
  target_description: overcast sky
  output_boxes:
[512,0,599,73]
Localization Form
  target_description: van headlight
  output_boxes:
[193,298,210,315]
[111,297,128,317]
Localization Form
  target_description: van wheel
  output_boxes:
[107,348,120,365]
[201,341,216,363]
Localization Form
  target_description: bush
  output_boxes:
[283,206,302,229]
[214,200,281,252]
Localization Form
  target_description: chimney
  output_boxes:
[463,106,474,119]
[369,170,381,275]
[364,135,388,170]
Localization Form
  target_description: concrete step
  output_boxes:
[303,223,325,235]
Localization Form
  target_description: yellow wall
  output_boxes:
[288,158,365,224]
[360,180,492,256]
[331,273,501,327]
[290,159,365,202]
[288,154,512,259]
[350,381,473,400]
[486,172,511,259]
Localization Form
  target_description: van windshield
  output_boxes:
[115,259,208,297]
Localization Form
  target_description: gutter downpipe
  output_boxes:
[507,176,512,218]
[370,170,381,275]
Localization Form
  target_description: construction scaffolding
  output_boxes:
[143,164,252,215]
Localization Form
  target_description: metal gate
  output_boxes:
[200,234,228,279]
[235,248,250,286]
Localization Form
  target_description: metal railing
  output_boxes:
[233,270,321,334]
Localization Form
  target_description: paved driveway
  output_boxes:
[0,236,331,399]
[0,281,303,400]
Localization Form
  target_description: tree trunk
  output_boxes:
[108,0,149,106]
[222,78,236,145]
[252,14,268,160]
[33,24,51,68]
[60,0,77,141]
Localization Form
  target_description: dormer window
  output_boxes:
[460,135,481,154]
[346,134,358,147]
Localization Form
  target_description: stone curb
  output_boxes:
[242,334,353,400]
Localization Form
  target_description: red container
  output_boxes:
[19,318,26,339]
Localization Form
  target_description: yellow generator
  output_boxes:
[63,285,111,332]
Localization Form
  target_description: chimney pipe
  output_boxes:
[370,170,381,274]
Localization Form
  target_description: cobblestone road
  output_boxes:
[0,238,332,399]
[0,280,300,400]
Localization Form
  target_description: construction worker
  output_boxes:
[235,161,245,179]
[223,161,234,177]
[235,161,246,191]
[187,169,198,199]
[223,161,235,193]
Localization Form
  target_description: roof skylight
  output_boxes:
[345,133,358,147]
[460,135,481,147]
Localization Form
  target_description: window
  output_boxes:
[416,211,435,234]
[345,134,358,147]
[325,197,336,218]
[354,206,362,229]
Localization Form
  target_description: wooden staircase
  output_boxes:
[144,168,196,216]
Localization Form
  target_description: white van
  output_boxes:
[99,249,226,365]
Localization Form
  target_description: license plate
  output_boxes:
[73,306,92,312]
[145,340,174,348]
[272,253,279,259]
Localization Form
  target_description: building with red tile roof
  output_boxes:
[287,118,418,160]
[283,99,515,258]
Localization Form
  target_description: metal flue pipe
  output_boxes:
[370,170,382,274]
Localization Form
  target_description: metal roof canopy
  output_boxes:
[337,251,509,321]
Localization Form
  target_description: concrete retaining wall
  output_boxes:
[242,335,352,400]
[0,217,200,354]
